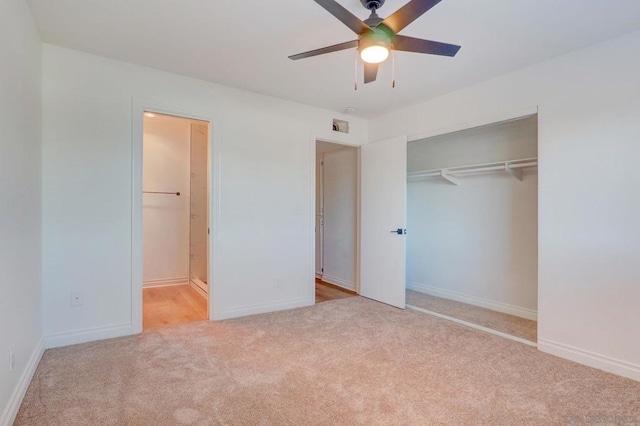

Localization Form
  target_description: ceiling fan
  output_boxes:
[289,0,461,84]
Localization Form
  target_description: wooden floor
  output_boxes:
[315,278,357,303]
[143,284,208,330]
[143,281,350,329]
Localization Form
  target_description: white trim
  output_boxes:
[355,147,361,294]
[189,280,207,299]
[407,106,539,142]
[142,277,189,288]
[219,297,310,320]
[44,323,133,349]
[131,98,221,327]
[407,305,536,347]
[308,132,317,306]
[320,274,356,292]
[538,339,640,382]
[317,155,324,279]
[0,338,44,426]
[407,281,537,321]
[191,278,208,293]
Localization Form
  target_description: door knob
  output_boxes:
[390,228,406,235]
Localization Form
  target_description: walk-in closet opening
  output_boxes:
[315,140,359,303]
[142,112,210,329]
[405,115,539,344]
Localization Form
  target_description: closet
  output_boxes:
[405,116,538,343]
[142,112,209,329]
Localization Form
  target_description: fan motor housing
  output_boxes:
[361,0,385,10]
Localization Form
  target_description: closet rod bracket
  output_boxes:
[440,170,460,186]
[505,162,523,182]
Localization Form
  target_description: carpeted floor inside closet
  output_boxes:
[406,289,537,342]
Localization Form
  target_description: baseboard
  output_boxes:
[0,338,44,426]
[217,297,311,320]
[538,338,640,382]
[143,277,189,288]
[44,323,134,349]
[189,280,207,299]
[407,281,537,321]
[321,274,355,292]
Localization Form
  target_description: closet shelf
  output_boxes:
[407,157,538,186]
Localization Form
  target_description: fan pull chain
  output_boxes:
[391,46,396,88]
[354,49,358,91]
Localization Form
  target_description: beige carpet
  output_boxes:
[16,297,640,425]
[406,290,538,342]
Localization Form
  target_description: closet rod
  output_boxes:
[407,157,538,184]
[446,161,537,176]
[409,158,537,178]
[143,191,181,196]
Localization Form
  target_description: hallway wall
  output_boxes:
[321,147,358,291]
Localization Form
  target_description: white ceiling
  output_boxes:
[27,0,640,118]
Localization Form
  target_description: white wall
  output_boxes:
[407,117,538,171]
[371,31,640,380]
[0,0,43,424]
[142,114,191,286]
[407,118,538,319]
[189,122,208,286]
[321,147,358,291]
[41,45,368,346]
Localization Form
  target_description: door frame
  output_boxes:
[131,98,221,332]
[404,106,539,312]
[406,106,538,142]
[310,136,362,304]
[316,154,324,278]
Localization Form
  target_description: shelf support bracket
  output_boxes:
[505,162,523,181]
[440,170,459,186]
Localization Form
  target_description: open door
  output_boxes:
[360,136,407,308]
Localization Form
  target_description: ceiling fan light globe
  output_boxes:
[360,45,389,64]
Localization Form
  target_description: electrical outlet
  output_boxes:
[9,345,14,371]
[71,290,83,306]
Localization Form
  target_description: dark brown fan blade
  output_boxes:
[314,0,371,34]
[289,40,358,60]
[394,35,460,57]
[381,0,442,34]
[364,62,379,83]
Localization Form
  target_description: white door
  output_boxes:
[360,136,407,308]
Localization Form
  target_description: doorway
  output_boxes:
[315,140,359,303]
[141,112,210,329]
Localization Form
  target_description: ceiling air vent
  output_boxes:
[332,119,349,134]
